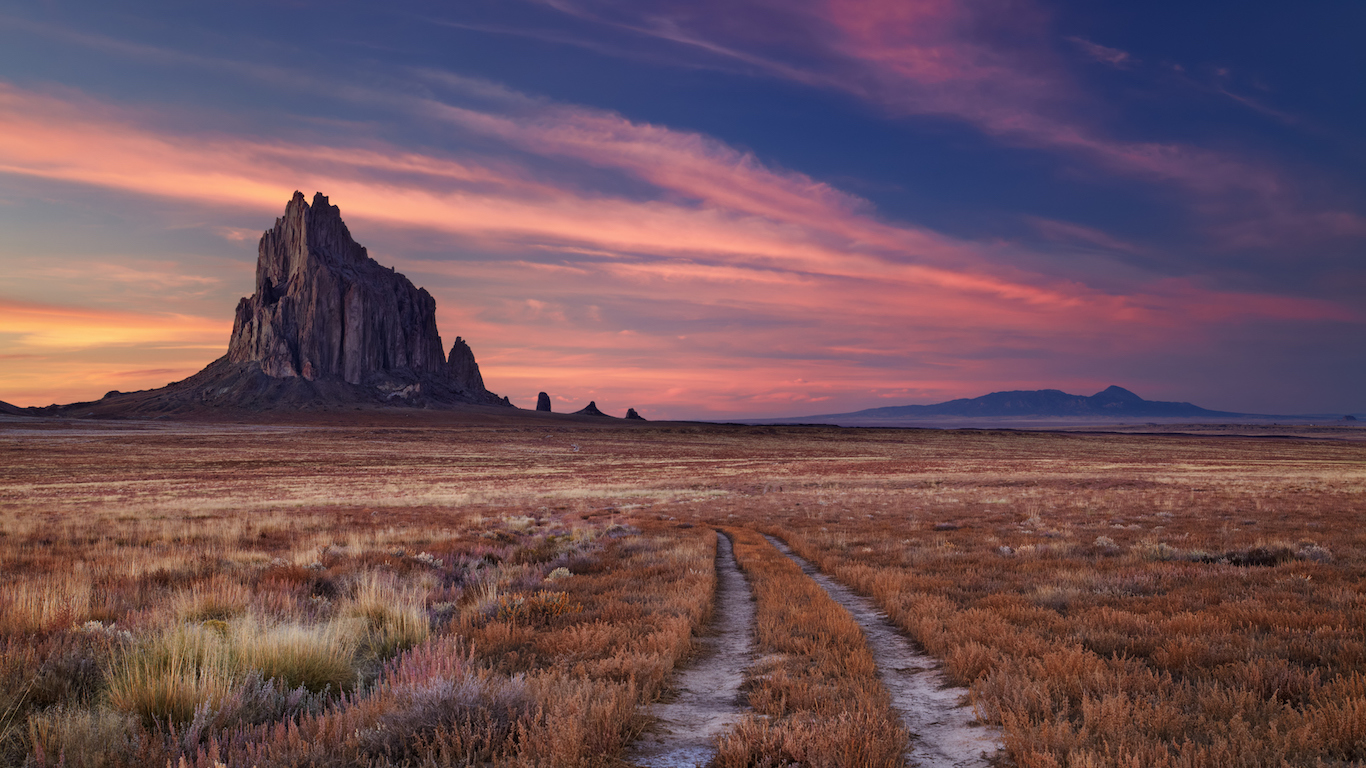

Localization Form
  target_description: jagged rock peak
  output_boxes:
[575,401,607,416]
[228,191,446,384]
[536,392,552,412]
[625,408,644,420]
[221,191,505,406]
[446,337,487,395]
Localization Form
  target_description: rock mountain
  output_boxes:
[839,385,1240,419]
[758,385,1248,427]
[223,191,504,406]
[227,191,450,384]
[46,192,510,414]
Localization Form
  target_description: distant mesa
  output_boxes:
[625,408,644,420]
[574,401,608,417]
[34,192,512,415]
[537,392,552,412]
[767,385,1249,426]
[0,399,24,417]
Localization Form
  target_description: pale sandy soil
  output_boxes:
[628,533,755,768]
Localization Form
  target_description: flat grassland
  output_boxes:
[1,416,1364,767]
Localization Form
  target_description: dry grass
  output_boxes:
[342,572,430,659]
[106,623,238,725]
[2,417,1364,765]
[0,418,730,766]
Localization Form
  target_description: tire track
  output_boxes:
[628,531,755,768]
[763,534,1003,768]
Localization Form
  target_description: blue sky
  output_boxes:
[0,1,1362,416]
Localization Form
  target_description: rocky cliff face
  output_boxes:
[228,192,448,384]
[445,337,487,396]
[131,191,510,410]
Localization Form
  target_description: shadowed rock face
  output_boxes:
[537,392,552,412]
[445,337,486,395]
[213,191,508,407]
[625,408,643,420]
[229,192,447,384]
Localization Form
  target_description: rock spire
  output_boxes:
[200,191,505,408]
[228,192,449,383]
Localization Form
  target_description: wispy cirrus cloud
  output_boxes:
[520,0,1365,251]
[1068,37,1134,68]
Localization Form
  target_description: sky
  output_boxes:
[0,1,1362,418]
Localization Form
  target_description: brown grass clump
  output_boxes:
[341,573,430,659]
[714,527,907,767]
[27,707,139,768]
[496,590,584,625]
[106,624,237,725]
[0,572,93,635]
[173,577,251,623]
[230,619,358,693]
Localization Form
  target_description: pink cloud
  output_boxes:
[0,80,1358,415]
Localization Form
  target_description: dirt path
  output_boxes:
[628,532,755,768]
[763,534,1003,768]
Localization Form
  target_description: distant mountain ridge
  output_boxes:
[819,385,1243,420]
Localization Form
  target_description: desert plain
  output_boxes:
[2,411,1365,767]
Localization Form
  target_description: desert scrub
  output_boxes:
[495,590,584,626]
[15,416,1358,765]
[27,706,140,768]
[149,525,715,767]
[714,527,906,768]
[106,615,362,728]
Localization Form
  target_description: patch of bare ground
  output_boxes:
[629,531,755,768]
[764,534,1003,768]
